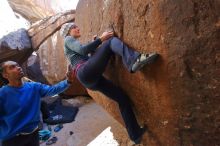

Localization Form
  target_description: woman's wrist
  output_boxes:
[99,36,104,42]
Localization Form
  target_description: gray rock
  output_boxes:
[0,28,31,51]
[0,28,33,63]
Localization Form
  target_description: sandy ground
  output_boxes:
[40,97,140,146]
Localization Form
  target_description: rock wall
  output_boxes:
[37,32,66,83]
[75,0,220,145]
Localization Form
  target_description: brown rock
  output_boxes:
[87,90,124,125]
[63,76,88,97]
[37,31,67,84]
[75,0,220,145]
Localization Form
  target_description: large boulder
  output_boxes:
[75,0,220,145]
[0,28,32,64]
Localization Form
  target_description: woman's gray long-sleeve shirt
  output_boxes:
[64,36,102,67]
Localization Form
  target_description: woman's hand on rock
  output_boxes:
[100,31,114,42]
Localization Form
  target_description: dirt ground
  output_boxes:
[40,97,140,146]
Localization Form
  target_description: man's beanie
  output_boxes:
[60,22,75,37]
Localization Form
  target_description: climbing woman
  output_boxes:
[60,22,159,144]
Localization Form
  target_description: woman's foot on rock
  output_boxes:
[133,125,147,144]
[131,52,159,72]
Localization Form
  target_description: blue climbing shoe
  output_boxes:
[131,52,159,72]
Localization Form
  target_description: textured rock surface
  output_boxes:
[76,0,220,145]
[37,31,67,84]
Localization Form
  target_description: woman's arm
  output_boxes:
[65,36,102,56]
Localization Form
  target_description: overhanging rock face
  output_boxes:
[28,10,75,51]
[8,0,54,23]
[75,0,220,145]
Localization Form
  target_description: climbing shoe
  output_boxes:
[131,52,159,72]
[133,125,147,144]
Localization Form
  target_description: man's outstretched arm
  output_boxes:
[37,80,70,97]
[37,70,74,97]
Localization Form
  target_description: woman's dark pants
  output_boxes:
[76,37,141,141]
